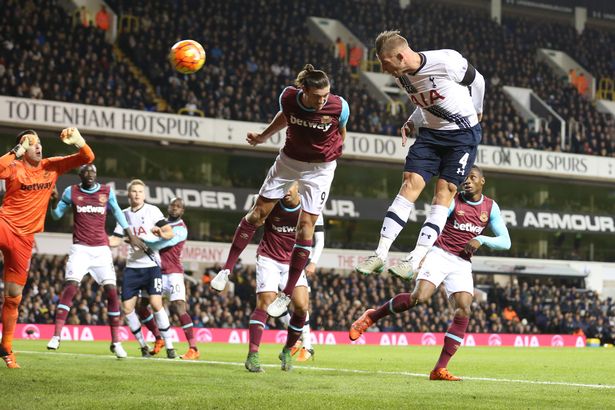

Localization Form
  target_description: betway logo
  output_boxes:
[271,224,296,233]
[289,114,332,132]
[453,219,484,234]
[76,205,105,214]
[20,181,52,191]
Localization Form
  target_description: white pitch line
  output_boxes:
[19,350,615,390]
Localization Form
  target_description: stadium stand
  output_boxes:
[0,0,156,110]
[12,255,614,343]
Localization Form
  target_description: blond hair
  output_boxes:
[127,179,146,192]
[375,30,408,56]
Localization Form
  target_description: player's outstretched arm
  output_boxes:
[1,135,35,176]
[45,128,95,175]
[151,221,174,239]
[247,111,287,146]
[144,224,187,251]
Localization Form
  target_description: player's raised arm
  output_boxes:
[50,186,72,220]
[247,110,288,146]
[0,134,36,176]
[445,50,485,121]
[45,128,95,175]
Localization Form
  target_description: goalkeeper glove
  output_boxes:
[60,127,86,148]
[11,134,37,158]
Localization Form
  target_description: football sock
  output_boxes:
[416,204,449,248]
[282,239,312,296]
[154,309,174,349]
[1,295,22,352]
[105,287,121,344]
[138,305,161,340]
[435,316,469,369]
[126,311,148,348]
[279,312,291,328]
[53,283,79,337]
[223,217,258,271]
[285,312,307,349]
[370,293,415,322]
[301,312,313,350]
[376,195,414,259]
[249,308,268,353]
[179,312,197,350]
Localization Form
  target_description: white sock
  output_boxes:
[376,195,414,259]
[126,311,147,348]
[279,312,291,328]
[416,204,449,248]
[302,312,312,350]
[154,309,174,349]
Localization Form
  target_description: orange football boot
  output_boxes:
[430,368,461,381]
[180,347,200,360]
[290,340,302,356]
[151,338,165,355]
[349,309,375,341]
[1,351,20,369]
[296,347,314,362]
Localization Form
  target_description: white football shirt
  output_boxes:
[395,49,480,130]
[114,203,166,268]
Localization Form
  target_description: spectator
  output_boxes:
[95,5,110,32]
[78,6,90,27]
[348,43,363,74]
[335,37,347,62]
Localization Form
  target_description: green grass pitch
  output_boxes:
[2,340,614,409]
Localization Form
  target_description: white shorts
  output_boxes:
[162,273,186,302]
[65,244,116,286]
[416,246,474,299]
[255,255,308,294]
[259,150,337,215]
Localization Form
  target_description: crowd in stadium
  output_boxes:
[11,255,614,343]
[1,0,613,156]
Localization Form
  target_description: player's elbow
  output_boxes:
[500,236,511,250]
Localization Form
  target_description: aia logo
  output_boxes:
[421,332,437,345]
[118,327,131,341]
[195,328,213,343]
[275,330,288,344]
[21,324,40,339]
[550,335,564,347]
[488,334,502,346]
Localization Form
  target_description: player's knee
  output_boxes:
[246,207,267,226]
[456,306,471,318]
[412,290,431,305]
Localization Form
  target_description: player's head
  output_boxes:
[462,165,485,197]
[282,181,300,208]
[127,179,146,208]
[295,64,330,110]
[16,129,42,165]
[375,30,412,77]
[168,197,185,220]
[78,164,97,188]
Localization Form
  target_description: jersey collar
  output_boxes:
[461,193,484,206]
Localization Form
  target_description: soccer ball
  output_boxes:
[169,40,206,74]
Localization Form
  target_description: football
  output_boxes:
[169,39,206,74]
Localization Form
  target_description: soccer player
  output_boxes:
[0,128,94,368]
[349,166,510,381]
[355,30,485,278]
[140,197,200,360]
[109,179,177,358]
[220,182,319,372]
[46,164,146,358]
[211,64,349,319]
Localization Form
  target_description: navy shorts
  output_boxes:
[121,266,163,301]
[404,124,481,186]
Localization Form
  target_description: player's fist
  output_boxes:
[11,133,37,158]
[463,238,482,256]
[305,262,316,278]
[400,120,415,147]
[246,132,267,147]
[60,127,86,148]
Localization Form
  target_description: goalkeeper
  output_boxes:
[0,127,94,369]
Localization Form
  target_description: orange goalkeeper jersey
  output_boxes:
[0,145,95,235]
